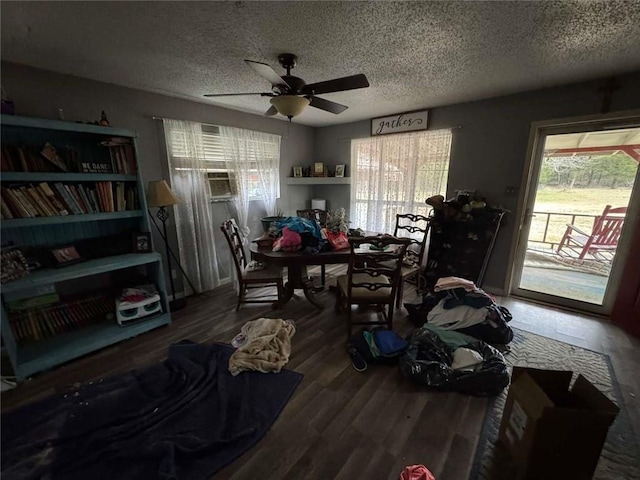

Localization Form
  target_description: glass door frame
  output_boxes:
[508,110,640,315]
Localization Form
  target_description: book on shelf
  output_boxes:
[25,186,53,217]
[40,143,70,172]
[0,191,15,219]
[7,294,114,346]
[52,183,79,215]
[1,181,139,219]
[69,185,89,213]
[62,183,86,215]
[33,184,58,216]
[100,137,137,175]
[38,182,69,216]
[1,145,57,173]
[15,187,40,217]
[78,184,94,213]
[2,186,30,218]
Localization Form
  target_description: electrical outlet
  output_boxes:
[171,269,177,279]
[505,186,517,196]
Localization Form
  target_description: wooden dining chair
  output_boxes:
[335,235,410,337]
[297,208,328,286]
[220,219,284,310]
[393,213,430,307]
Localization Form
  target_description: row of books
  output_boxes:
[1,139,137,175]
[1,145,61,173]
[101,138,137,175]
[0,181,140,219]
[7,294,114,346]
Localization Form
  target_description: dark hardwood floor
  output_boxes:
[2,265,639,479]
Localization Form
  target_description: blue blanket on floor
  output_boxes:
[1,342,302,480]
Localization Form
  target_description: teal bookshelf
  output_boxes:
[0,114,172,381]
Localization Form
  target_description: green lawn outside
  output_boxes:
[528,187,633,245]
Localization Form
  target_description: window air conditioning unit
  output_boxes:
[207,172,234,198]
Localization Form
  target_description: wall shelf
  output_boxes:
[286,177,351,185]
[1,210,144,229]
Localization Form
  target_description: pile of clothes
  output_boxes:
[406,276,514,346]
[399,276,513,396]
[400,323,510,396]
[271,217,327,254]
[228,317,296,376]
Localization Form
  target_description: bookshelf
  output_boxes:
[0,114,172,380]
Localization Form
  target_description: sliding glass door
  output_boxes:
[512,116,640,314]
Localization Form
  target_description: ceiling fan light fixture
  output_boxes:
[270,95,310,118]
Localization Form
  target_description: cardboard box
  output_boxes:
[498,367,619,480]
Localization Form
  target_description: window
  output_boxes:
[168,124,267,199]
[351,129,452,233]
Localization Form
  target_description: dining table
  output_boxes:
[249,242,352,309]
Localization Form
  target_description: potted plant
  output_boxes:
[260,208,284,233]
[326,208,349,233]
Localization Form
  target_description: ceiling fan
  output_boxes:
[204,53,370,120]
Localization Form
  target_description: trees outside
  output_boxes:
[540,153,638,189]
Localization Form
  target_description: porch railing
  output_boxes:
[527,211,597,250]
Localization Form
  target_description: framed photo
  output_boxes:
[132,232,152,253]
[293,165,303,178]
[335,165,345,177]
[1,247,29,284]
[49,245,82,267]
[313,162,325,177]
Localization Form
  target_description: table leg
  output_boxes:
[278,263,324,309]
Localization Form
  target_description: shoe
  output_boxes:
[347,345,367,372]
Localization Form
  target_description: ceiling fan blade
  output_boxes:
[203,92,273,97]
[309,96,348,114]
[302,74,369,95]
[245,60,290,88]
[264,105,278,117]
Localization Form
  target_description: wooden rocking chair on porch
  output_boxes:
[556,205,627,262]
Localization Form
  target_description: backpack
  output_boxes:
[347,329,408,371]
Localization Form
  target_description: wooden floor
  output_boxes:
[2,266,639,479]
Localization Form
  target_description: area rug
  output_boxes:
[1,341,302,480]
[470,329,640,480]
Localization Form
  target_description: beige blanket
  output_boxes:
[228,318,296,376]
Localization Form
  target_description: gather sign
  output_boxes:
[370,110,429,136]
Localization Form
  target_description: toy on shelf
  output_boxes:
[116,284,162,325]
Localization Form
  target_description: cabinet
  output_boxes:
[424,209,505,290]
[0,115,171,380]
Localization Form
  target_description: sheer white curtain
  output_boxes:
[351,129,452,234]
[163,119,225,293]
[220,126,281,236]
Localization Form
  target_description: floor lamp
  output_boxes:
[147,180,187,312]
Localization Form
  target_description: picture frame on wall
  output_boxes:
[293,165,303,178]
[313,162,325,177]
[335,165,345,177]
[132,232,152,253]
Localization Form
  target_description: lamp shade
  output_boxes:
[270,95,310,118]
[147,180,179,207]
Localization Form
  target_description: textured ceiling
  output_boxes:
[2,1,640,127]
